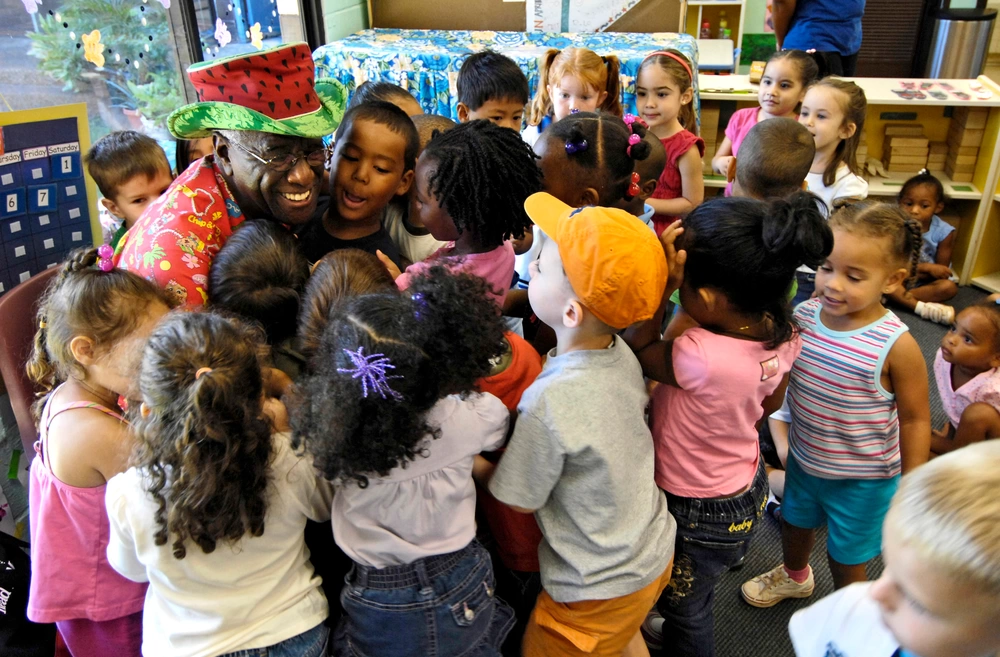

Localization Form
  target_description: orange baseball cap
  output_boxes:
[524,192,668,329]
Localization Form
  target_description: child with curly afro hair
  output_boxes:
[291,266,516,655]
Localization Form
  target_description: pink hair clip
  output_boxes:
[97,244,114,272]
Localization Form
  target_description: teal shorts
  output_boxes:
[782,453,900,566]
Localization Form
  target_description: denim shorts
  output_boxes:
[220,623,329,657]
[782,454,900,565]
[333,540,514,657]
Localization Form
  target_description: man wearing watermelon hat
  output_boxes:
[114,42,347,307]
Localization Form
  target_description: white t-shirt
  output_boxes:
[105,433,333,657]
[521,124,543,148]
[805,162,868,216]
[789,582,900,657]
[383,202,447,265]
[332,392,509,569]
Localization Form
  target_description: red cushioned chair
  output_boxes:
[0,267,59,462]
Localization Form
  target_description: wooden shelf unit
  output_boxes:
[680,1,745,62]
[696,74,1000,286]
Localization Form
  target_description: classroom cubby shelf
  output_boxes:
[697,74,1000,288]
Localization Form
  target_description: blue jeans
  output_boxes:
[656,460,768,657]
[221,623,329,657]
[791,271,816,309]
[333,540,514,657]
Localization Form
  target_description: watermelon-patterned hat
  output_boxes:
[168,42,347,140]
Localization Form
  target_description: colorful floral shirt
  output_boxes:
[113,156,243,307]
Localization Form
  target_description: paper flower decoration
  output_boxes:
[81,30,105,68]
[21,0,42,15]
[214,17,231,48]
[249,22,263,50]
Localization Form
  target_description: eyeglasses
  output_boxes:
[229,139,330,173]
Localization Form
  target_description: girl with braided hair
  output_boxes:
[743,201,931,608]
[25,246,172,656]
[379,119,543,307]
[105,311,335,657]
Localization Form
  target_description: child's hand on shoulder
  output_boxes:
[263,396,290,433]
[660,221,686,295]
[376,250,402,280]
[262,366,293,399]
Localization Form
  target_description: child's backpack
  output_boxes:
[0,532,55,657]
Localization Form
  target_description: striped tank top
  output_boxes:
[787,299,909,479]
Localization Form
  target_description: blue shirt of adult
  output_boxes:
[783,0,865,56]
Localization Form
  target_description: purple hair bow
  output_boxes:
[337,347,403,400]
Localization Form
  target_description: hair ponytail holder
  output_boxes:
[195,367,213,380]
[627,172,641,199]
[97,244,114,272]
[623,113,647,158]
[642,51,692,81]
[565,138,588,155]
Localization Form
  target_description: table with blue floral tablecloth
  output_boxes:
[313,29,700,123]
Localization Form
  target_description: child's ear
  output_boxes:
[69,335,96,367]
[563,299,585,329]
[596,89,609,109]
[840,121,857,141]
[699,286,718,310]
[681,87,694,106]
[639,178,658,202]
[100,196,125,220]
[214,133,234,176]
[935,201,946,214]
[578,187,601,207]
[883,267,909,295]
[396,169,415,196]
[726,157,738,184]
[456,102,471,123]
[139,402,151,419]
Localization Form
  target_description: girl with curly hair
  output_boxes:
[25,247,172,657]
[104,311,334,657]
[377,119,543,307]
[292,267,515,657]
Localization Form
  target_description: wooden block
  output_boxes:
[953,106,989,130]
[948,125,985,147]
[884,136,930,148]
[888,147,930,157]
[927,156,947,167]
[945,156,976,174]
[947,153,978,166]
[884,155,929,166]
[886,165,927,174]
[929,141,949,155]
[947,143,979,157]
[945,167,974,182]
[883,123,926,137]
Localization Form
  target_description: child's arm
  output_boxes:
[916,232,957,280]
[646,147,705,217]
[376,250,403,280]
[887,333,931,473]
[768,417,790,467]
[712,136,734,176]
[935,230,955,269]
[761,372,791,424]
[623,223,686,386]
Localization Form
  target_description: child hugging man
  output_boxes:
[484,193,676,657]
[296,101,417,268]
[86,130,174,249]
[789,440,1000,657]
[457,50,530,131]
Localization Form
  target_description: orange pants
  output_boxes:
[522,561,672,656]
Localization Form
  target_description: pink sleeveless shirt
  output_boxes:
[27,390,147,623]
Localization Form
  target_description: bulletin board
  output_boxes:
[0,103,98,297]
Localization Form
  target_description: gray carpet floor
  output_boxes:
[712,285,988,657]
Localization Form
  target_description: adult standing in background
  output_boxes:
[772,0,866,76]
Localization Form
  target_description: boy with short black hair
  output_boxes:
[485,193,676,657]
[789,440,1000,657]
[86,130,174,249]
[297,101,417,268]
[730,117,815,199]
[457,51,530,131]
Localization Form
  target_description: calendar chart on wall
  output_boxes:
[0,104,98,298]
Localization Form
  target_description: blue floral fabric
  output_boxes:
[313,29,700,123]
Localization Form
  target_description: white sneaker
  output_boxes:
[741,564,814,608]
[915,301,955,325]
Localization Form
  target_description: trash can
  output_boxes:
[924,8,997,78]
